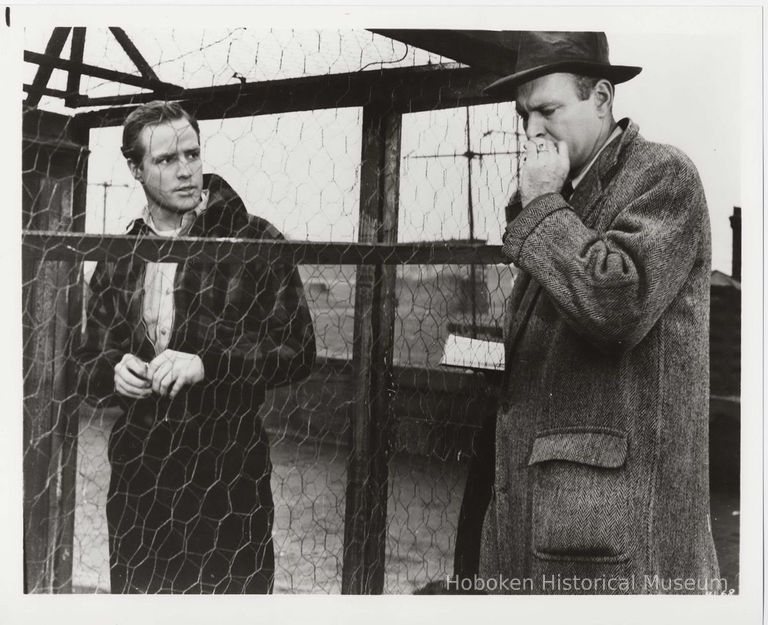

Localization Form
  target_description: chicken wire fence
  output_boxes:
[22,28,524,594]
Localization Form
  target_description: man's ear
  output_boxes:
[593,79,614,118]
[127,159,143,183]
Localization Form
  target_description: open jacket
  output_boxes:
[479,119,720,594]
[76,173,316,422]
[74,173,315,593]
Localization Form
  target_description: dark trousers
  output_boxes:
[106,409,274,594]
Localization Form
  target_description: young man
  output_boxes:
[479,31,720,594]
[76,101,316,593]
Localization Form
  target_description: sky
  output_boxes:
[21,23,749,272]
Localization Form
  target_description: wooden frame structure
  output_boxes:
[22,27,518,595]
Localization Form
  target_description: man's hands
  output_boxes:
[115,350,205,400]
[147,350,205,399]
[114,354,152,399]
[520,138,570,208]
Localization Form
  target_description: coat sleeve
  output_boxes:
[198,234,316,391]
[74,261,131,404]
[501,148,708,353]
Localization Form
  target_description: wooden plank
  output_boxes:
[23,176,66,593]
[50,119,90,592]
[50,116,89,592]
[22,257,57,593]
[23,84,79,100]
[25,28,71,107]
[369,29,520,75]
[364,109,401,592]
[22,232,507,266]
[729,207,741,282]
[109,27,161,82]
[64,28,86,108]
[68,122,90,234]
[342,105,402,594]
[71,65,508,128]
[25,50,183,95]
[22,110,88,594]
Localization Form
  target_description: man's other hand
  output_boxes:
[114,354,152,399]
[520,139,570,207]
[147,350,205,399]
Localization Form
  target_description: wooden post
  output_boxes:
[24,28,71,108]
[729,206,741,282]
[342,105,402,594]
[22,108,89,593]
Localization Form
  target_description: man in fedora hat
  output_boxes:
[477,31,721,594]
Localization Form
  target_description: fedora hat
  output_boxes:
[485,31,641,96]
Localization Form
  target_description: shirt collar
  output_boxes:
[571,124,624,189]
[127,189,209,235]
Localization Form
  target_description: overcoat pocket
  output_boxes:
[528,429,630,563]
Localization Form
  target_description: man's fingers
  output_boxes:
[537,138,555,150]
[157,369,176,396]
[150,362,171,393]
[169,376,186,400]
[122,354,148,375]
[523,140,538,157]
[119,365,151,388]
[115,362,151,391]
[555,140,570,169]
[151,361,172,394]
[115,376,151,399]
[147,353,168,381]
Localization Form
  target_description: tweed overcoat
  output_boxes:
[75,174,316,593]
[479,119,721,594]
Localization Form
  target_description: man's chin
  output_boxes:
[162,199,201,214]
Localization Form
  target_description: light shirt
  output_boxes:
[140,191,208,354]
[571,124,623,189]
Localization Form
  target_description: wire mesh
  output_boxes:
[22,27,525,594]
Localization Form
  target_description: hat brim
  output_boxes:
[484,61,642,96]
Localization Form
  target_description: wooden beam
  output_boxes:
[21,232,507,266]
[23,84,79,100]
[64,28,86,108]
[370,29,520,75]
[109,27,161,82]
[72,65,509,129]
[25,50,183,95]
[342,105,402,594]
[25,28,71,107]
[22,109,88,594]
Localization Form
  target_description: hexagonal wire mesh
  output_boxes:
[22,28,525,594]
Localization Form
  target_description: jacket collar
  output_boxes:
[567,118,638,220]
[571,124,623,189]
[594,117,638,183]
[125,173,247,236]
[127,190,208,236]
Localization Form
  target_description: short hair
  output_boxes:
[571,75,613,101]
[121,101,200,162]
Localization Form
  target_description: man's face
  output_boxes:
[515,73,605,174]
[131,118,203,215]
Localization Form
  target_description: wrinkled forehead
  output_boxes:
[515,73,579,113]
[140,118,200,156]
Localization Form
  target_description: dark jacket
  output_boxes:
[76,173,316,422]
[479,120,721,594]
[75,173,316,593]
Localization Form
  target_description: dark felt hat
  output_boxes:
[485,31,642,96]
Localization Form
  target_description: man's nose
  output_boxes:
[525,115,546,140]
[176,158,192,178]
